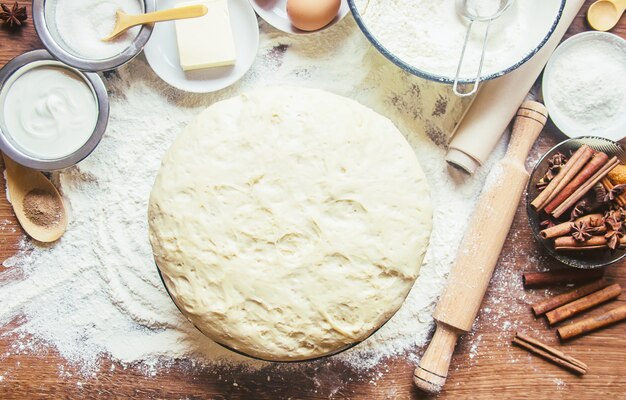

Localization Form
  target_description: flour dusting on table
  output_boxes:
[0,18,505,377]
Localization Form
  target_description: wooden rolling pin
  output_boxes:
[413,101,548,394]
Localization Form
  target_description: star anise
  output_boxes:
[588,216,605,228]
[0,2,27,28]
[536,153,568,191]
[604,184,626,203]
[605,230,624,250]
[548,152,568,167]
[540,219,555,229]
[571,221,593,242]
[604,210,625,232]
[570,199,591,221]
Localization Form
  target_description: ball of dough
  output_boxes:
[149,87,432,361]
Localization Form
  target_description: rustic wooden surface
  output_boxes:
[0,1,625,398]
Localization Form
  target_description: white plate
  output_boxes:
[542,32,626,141]
[249,0,350,34]
[144,0,259,93]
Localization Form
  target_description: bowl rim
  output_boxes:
[0,49,110,171]
[32,0,156,72]
[347,0,566,83]
[541,31,626,141]
[525,136,626,269]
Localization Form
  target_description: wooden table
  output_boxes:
[0,1,624,398]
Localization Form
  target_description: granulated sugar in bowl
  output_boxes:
[32,0,155,71]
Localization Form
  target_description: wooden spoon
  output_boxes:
[2,154,68,243]
[102,4,208,41]
[587,0,626,31]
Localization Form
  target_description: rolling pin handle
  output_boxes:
[506,101,548,163]
[413,321,462,394]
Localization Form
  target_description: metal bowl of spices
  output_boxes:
[32,0,155,72]
[0,50,109,170]
[526,137,626,269]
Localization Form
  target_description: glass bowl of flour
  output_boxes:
[33,0,156,71]
[348,0,565,83]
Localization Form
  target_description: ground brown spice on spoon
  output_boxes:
[22,188,63,227]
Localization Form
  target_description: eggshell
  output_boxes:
[286,0,341,32]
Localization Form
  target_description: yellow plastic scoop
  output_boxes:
[587,0,626,32]
[2,154,68,243]
[102,4,208,41]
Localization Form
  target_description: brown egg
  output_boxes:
[287,0,341,32]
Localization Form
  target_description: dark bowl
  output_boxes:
[526,137,626,269]
[154,260,396,363]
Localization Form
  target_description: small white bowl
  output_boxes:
[542,32,626,141]
[143,0,259,93]
[249,0,350,34]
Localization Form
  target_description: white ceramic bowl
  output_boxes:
[144,0,259,93]
[249,0,350,34]
[348,0,565,83]
[542,31,626,141]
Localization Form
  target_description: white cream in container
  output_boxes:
[1,63,98,159]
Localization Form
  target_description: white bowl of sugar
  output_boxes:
[542,32,626,142]
[32,0,156,72]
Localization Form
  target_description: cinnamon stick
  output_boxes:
[543,150,607,214]
[512,332,587,375]
[554,236,626,251]
[531,279,611,316]
[545,283,622,325]
[557,304,626,341]
[532,145,594,211]
[522,268,604,288]
[539,213,604,239]
[551,156,619,219]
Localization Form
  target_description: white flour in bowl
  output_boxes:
[545,36,626,133]
[354,0,560,79]
[0,18,505,380]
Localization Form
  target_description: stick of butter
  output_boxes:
[175,0,237,71]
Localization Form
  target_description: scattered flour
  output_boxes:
[0,17,506,378]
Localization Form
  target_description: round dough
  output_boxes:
[149,87,432,361]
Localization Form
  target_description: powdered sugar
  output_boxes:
[0,18,505,380]
[546,35,626,132]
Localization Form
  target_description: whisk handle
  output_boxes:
[452,20,491,97]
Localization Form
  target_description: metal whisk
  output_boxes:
[453,0,514,97]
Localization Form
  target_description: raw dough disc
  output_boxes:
[148,87,433,361]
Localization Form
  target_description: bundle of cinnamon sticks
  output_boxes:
[531,145,626,252]
[523,269,625,340]
[511,269,626,375]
